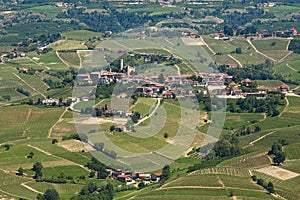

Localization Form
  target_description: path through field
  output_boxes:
[199,37,216,55]
[134,98,161,126]
[13,72,46,99]
[227,54,243,68]
[48,107,68,138]
[245,131,276,148]
[246,39,277,62]
[56,51,70,68]
[21,181,42,194]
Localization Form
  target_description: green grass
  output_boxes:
[24,5,65,18]
[130,98,157,117]
[202,35,236,54]
[0,105,64,143]
[248,126,300,152]
[50,40,88,51]
[37,51,69,70]
[252,39,289,51]
[284,143,300,160]
[0,171,37,199]
[62,30,102,41]
[26,181,84,194]
[42,165,89,178]
[224,113,264,129]
[267,5,300,19]
[0,144,61,170]
[57,52,80,67]
[257,80,285,88]
[260,50,290,60]
[27,140,91,166]
[226,38,255,53]
[252,171,300,200]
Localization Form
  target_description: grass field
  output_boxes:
[252,171,300,200]
[252,39,289,51]
[24,5,65,18]
[257,80,285,88]
[202,36,236,54]
[0,105,64,143]
[62,30,102,41]
[130,98,157,117]
[224,113,264,129]
[50,40,88,51]
[57,52,81,68]
[284,143,300,160]
[0,170,37,199]
[267,5,300,19]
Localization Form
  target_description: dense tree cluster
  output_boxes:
[227,95,284,116]
[288,39,300,54]
[71,182,114,200]
[268,139,288,165]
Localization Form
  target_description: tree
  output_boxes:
[33,162,43,179]
[17,167,24,176]
[52,139,58,144]
[27,152,35,159]
[110,125,115,132]
[267,182,275,193]
[235,47,242,54]
[89,171,95,178]
[162,165,171,180]
[273,151,286,165]
[163,133,169,139]
[43,189,59,200]
[138,182,145,189]
[158,73,165,83]
[87,182,97,193]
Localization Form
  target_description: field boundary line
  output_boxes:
[245,131,276,148]
[13,72,46,99]
[48,107,68,138]
[246,39,276,62]
[21,181,43,194]
[56,51,70,68]
[199,37,216,55]
[227,54,243,68]
[0,188,28,200]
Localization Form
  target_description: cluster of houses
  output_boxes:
[76,58,291,102]
[55,2,75,8]
[106,169,163,185]
[257,2,276,7]
[5,50,26,59]
[258,27,299,38]
[210,26,299,40]
[225,78,290,98]
[42,96,78,106]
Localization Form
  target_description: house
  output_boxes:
[19,67,29,73]
[42,98,59,106]
[229,82,238,88]
[162,91,174,99]
[151,173,163,182]
[275,85,289,93]
[231,88,243,96]
[82,96,89,102]
[138,174,151,180]
[258,30,270,38]
[117,174,131,182]
[242,78,252,87]
[290,27,297,36]
[55,2,63,7]
[258,87,270,94]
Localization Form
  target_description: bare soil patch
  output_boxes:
[256,166,300,180]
